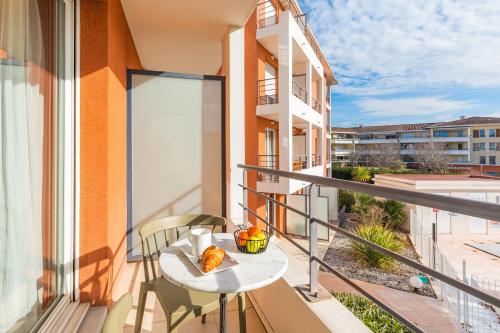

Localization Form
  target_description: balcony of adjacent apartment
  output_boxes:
[358,133,398,144]
[256,0,329,81]
[333,133,358,145]
[432,129,469,142]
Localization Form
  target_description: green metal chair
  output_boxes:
[134,214,246,333]
[103,293,133,333]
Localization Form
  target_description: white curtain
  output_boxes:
[0,0,45,331]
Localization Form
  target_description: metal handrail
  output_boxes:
[292,80,307,103]
[257,0,279,28]
[293,155,308,170]
[257,154,279,182]
[257,78,278,105]
[311,96,321,113]
[311,154,321,167]
[238,164,500,332]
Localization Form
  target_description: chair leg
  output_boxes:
[201,314,207,324]
[237,292,247,333]
[134,283,148,333]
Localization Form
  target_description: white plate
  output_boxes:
[179,244,239,275]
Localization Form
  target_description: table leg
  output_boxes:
[219,293,227,333]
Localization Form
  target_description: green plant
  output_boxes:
[332,167,354,180]
[380,199,407,228]
[351,166,372,183]
[339,190,356,212]
[352,193,376,214]
[358,205,387,225]
[350,224,403,269]
[332,292,412,333]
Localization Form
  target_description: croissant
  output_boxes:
[201,246,225,272]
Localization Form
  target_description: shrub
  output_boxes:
[350,224,403,269]
[333,292,412,333]
[358,205,387,225]
[379,199,406,228]
[332,167,354,180]
[352,193,376,214]
[351,166,372,183]
[339,190,356,212]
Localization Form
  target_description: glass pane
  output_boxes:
[129,74,223,257]
[0,0,64,331]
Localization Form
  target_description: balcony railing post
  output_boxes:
[243,169,248,228]
[308,184,319,298]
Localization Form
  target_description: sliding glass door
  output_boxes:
[0,0,68,331]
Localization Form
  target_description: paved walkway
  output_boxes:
[318,271,459,333]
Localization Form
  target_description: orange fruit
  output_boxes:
[247,226,260,237]
[237,231,248,246]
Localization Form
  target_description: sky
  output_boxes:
[297,0,500,127]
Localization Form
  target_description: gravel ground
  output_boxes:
[323,217,436,297]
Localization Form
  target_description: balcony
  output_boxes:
[257,154,279,182]
[311,154,322,167]
[257,78,278,106]
[238,164,500,333]
[293,154,308,171]
[311,96,321,114]
[292,80,307,104]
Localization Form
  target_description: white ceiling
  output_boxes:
[121,0,257,74]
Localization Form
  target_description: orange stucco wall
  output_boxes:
[79,0,141,305]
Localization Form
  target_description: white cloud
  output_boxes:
[301,0,500,94]
[356,96,474,117]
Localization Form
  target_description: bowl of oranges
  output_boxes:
[234,226,270,254]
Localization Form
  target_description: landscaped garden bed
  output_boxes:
[333,292,413,333]
[325,186,436,297]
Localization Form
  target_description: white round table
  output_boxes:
[159,233,288,333]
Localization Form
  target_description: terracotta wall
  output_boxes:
[79,0,141,305]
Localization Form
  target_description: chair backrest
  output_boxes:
[138,214,226,282]
[103,293,133,333]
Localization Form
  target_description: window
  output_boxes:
[473,129,479,138]
[480,156,486,164]
[480,143,486,151]
[480,129,486,137]
[473,143,479,151]
[0,0,69,331]
[458,143,464,150]
[490,142,497,151]
[457,130,465,137]
[385,134,397,139]
[490,156,496,165]
[490,129,496,137]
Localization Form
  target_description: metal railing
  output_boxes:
[257,0,279,28]
[257,78,278,105]
[238,164,500,333]
[257,155,279,182]
[311,96,321,113]
[293,155,308,171]
[311,154,321,167]
[292,80,307,103]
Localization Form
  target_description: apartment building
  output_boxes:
[331,117,500,172]
[0,0,338,331]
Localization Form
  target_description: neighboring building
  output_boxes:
[374,174,500,235]
[331,117,500,173]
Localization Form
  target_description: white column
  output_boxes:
[306,61,312,106]
[279,10,292,173]
[226,26,245,224]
